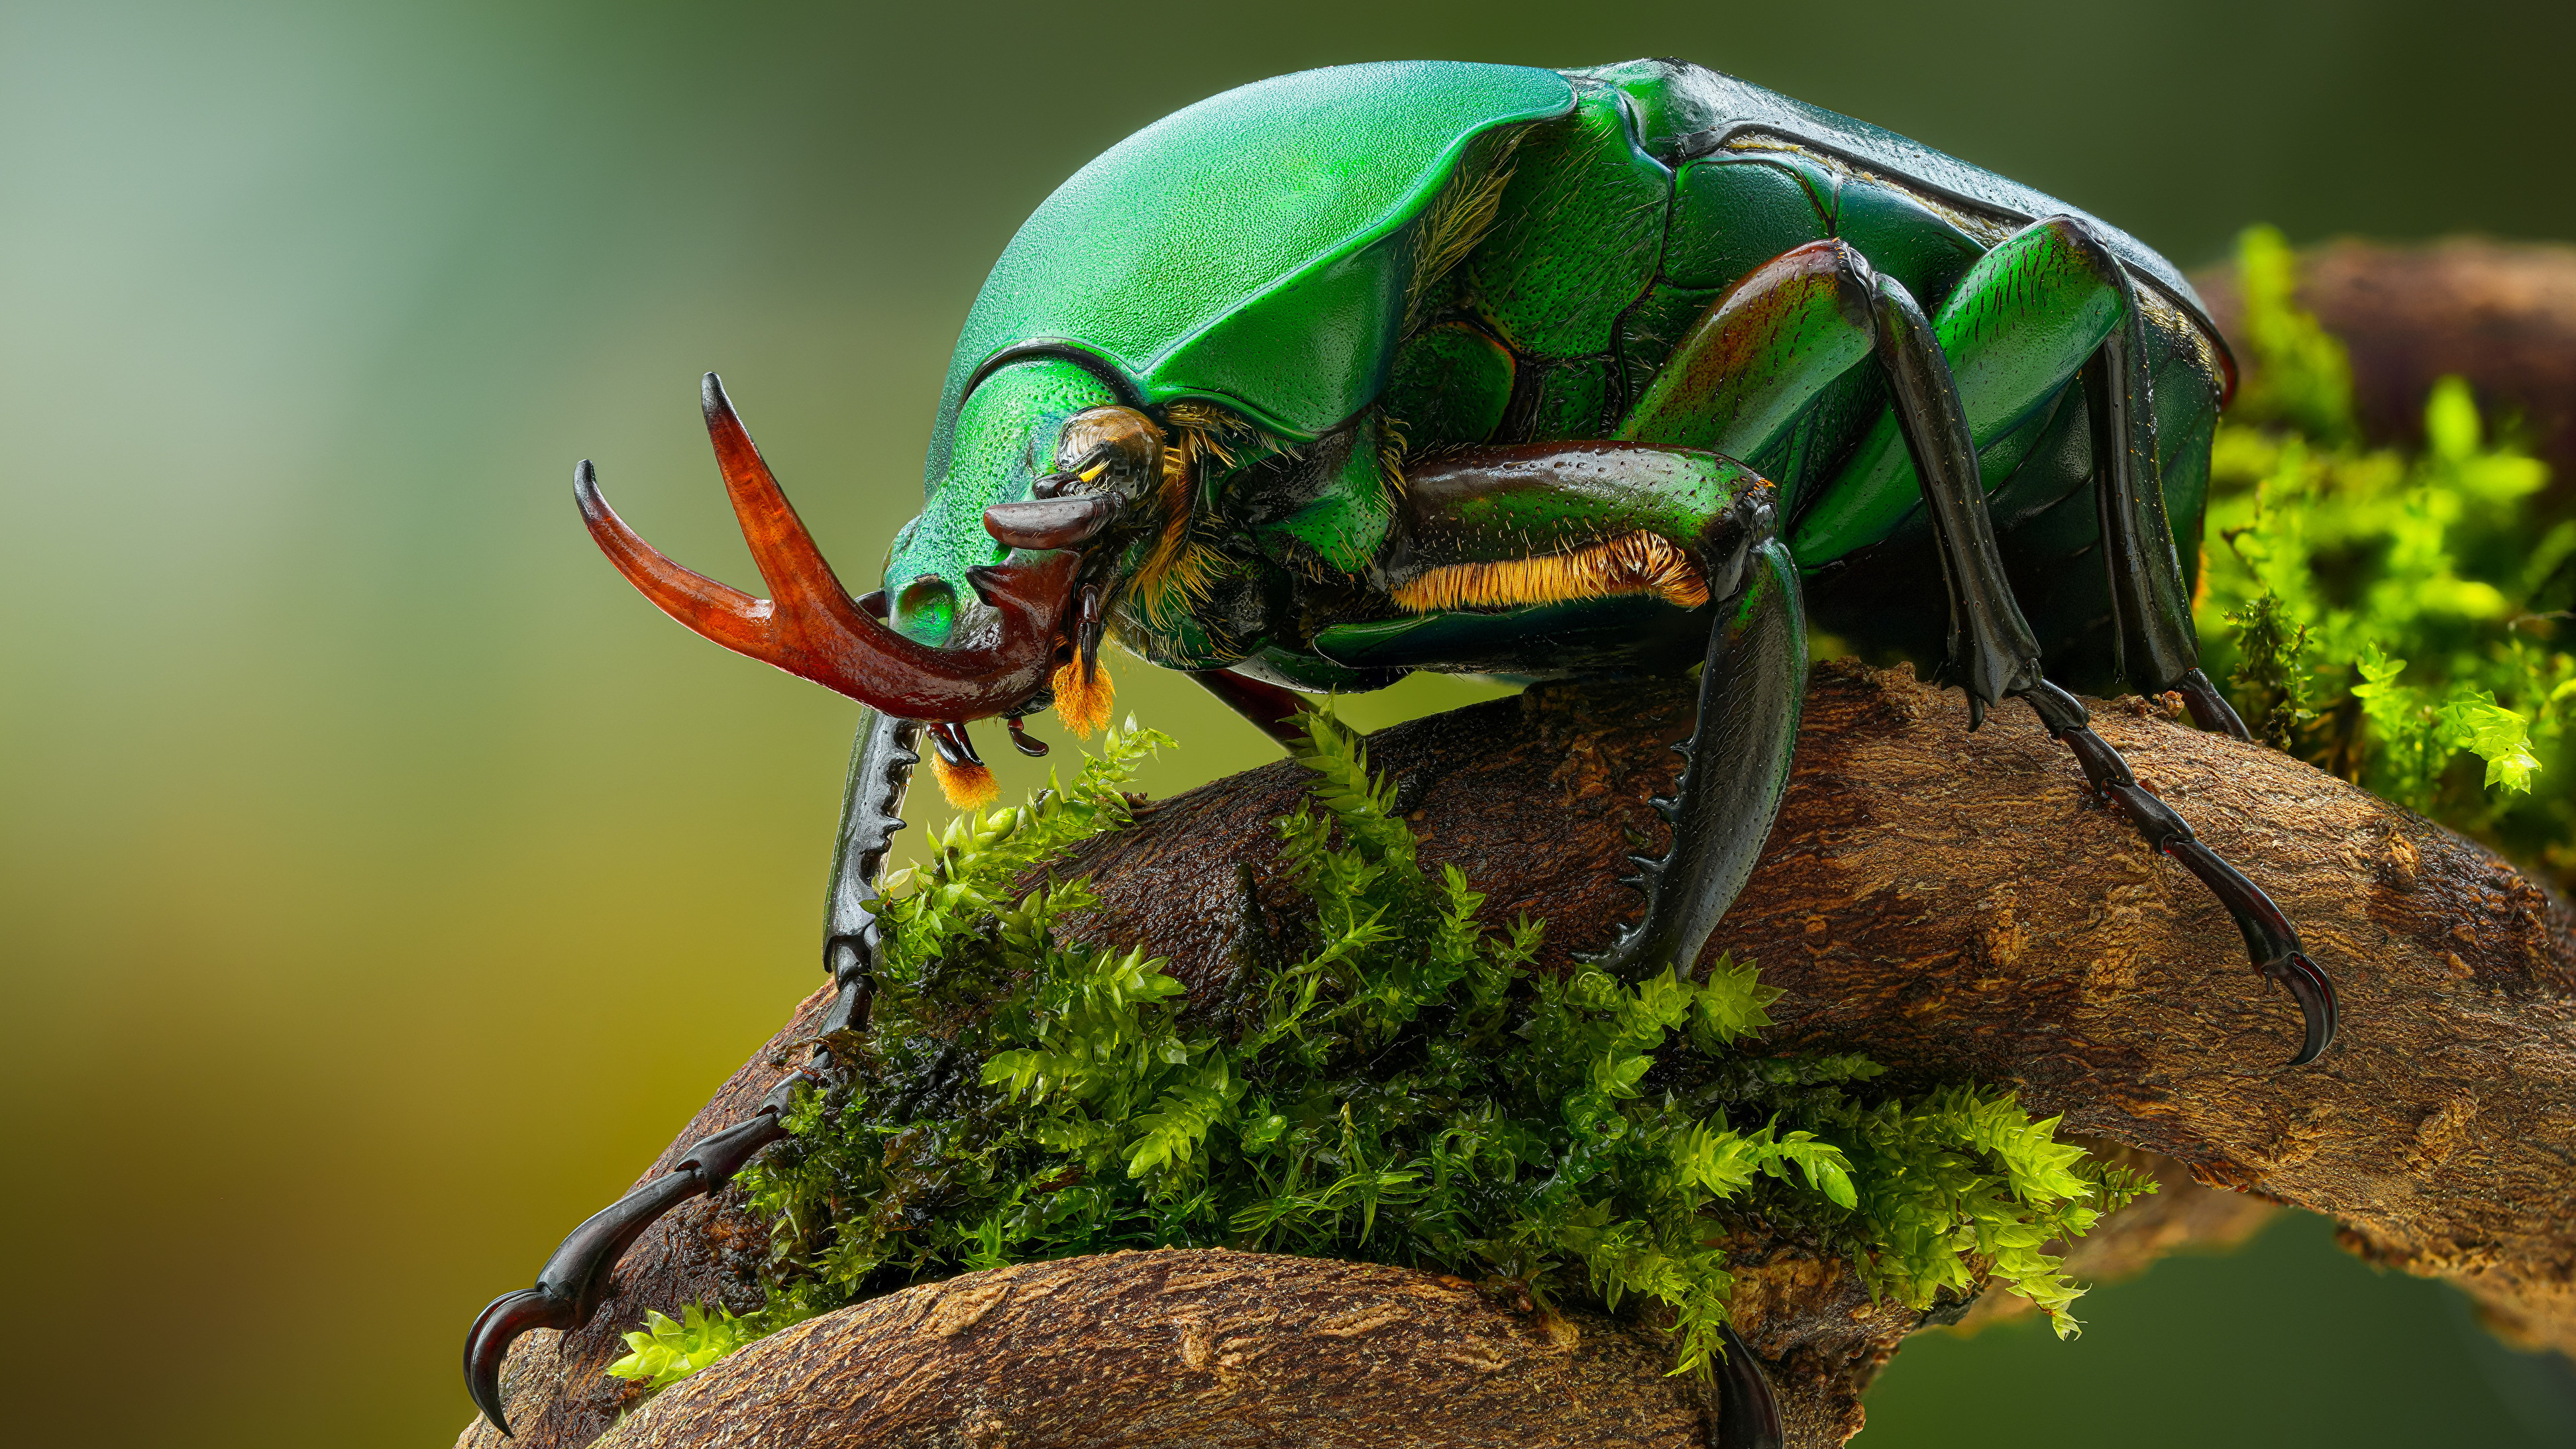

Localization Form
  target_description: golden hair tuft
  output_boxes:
[1391,531,1710,614]
[930,755,1000,811]
[1051,657,1116,739]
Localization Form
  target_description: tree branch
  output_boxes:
[457,661,2576,1449]
[588,1250,1712,1448]
[2194,237,2576,488]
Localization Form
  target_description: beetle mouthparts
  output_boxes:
[574,374,1081,724]
[986,493,1118,549]
[924,720,1000,808]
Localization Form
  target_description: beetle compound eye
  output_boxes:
[1056,405,1167,489]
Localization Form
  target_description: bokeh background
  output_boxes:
[6,1,2575,1444]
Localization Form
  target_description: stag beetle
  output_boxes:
[468,58,2337,1443]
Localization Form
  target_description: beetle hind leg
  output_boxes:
[2024,681,2335,1063]
[1829,247,2334,1062]
[2066,221,2254,742]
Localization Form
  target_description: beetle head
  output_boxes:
[576,369,1142,808]
[979,405,1167,587]
[881,360,1126,649]
[879,363,1188,745]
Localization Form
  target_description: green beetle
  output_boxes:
[478,58,2334,1442]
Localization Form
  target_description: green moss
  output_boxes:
[2200,227,2570,863]
[603,1303,761,1391]
[2228,225,2359,444]
[602,709,2153,1392]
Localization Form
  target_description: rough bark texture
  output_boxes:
[588,1250,1711,1449]
[2195,237,2576,488]
[458,661,2576,1449]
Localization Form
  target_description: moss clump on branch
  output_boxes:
[2205,225,2571,870]
[598,711,2151,1395]
[602,1306,753,1393]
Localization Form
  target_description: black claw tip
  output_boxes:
[1714,1321,1785,1449]
[1006,716,1049,757]
[2178,668,2255,742]
[2273,952,2338,1066]
[466,1286,575,1435]
[2153,835,2334,1068]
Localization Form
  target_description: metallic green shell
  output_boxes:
[1468,87,1666,360]
[883,358,1120,625]
[890,57,2227,683]
[920,61,1575,486]
[1578,59,2216,338]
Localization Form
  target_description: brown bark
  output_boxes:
[458,661,2576,1449]
[588,1250,1712,1449]
[2194,237,2576,491]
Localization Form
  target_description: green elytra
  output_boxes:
[885,57,2229,704]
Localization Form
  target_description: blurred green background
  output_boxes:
[5,1,2573,1444]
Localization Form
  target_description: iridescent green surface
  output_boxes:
[1470,87,1668,359]
[884,358,1116,625]
[928,60,1572,449]
[5,4,2573,1448]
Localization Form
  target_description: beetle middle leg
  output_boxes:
[1309,441,1803,1449]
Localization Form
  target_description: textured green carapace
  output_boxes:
[930,62,1575,447]
[893,60,1574,612]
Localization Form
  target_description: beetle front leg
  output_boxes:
[464,708,920,1434]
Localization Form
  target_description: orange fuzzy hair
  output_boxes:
[1389,531,1710,614]
[930,755,1000,811]
[1051,657,1116,738]
[1121,402,1264,631]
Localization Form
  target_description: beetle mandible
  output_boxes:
[469,59,2337,1442]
